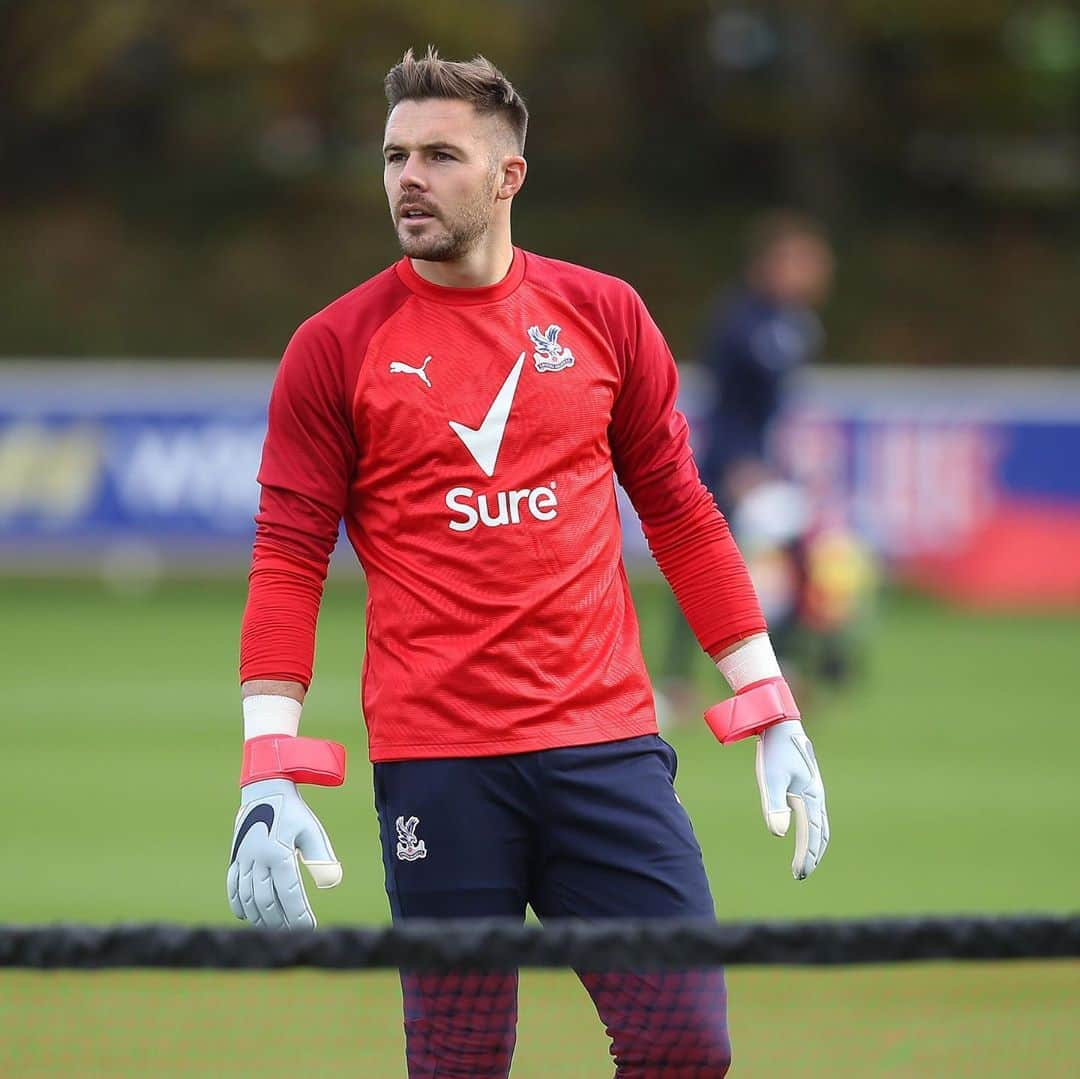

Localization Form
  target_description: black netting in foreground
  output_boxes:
[3,914,1078,970]
[5,918,1078,1076]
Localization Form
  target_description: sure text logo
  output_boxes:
[445,483,559,532]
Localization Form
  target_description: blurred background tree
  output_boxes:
[2,0,1078,363]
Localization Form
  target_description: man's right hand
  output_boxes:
[226,778,342,930]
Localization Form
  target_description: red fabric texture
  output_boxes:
[240,249,765,761]
[239,266,410,686]
[602,285,765,657]
[241,551,326,688]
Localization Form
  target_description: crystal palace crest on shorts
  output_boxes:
[528,324,575,372]
[395,815,427,861]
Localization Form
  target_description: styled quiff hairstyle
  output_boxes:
[384,47,528,153]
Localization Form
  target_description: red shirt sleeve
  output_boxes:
[608,290,767,657]
[239,315,355,688]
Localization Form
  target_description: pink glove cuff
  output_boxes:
[704,676,800,745]
[240,734,347,787]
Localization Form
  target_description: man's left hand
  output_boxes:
[755,719,829,879]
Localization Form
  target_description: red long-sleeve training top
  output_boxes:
[241,248,766,761]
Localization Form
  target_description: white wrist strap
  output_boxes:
[716,634,782,693]
[243,695,302,740]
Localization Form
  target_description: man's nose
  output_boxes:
[398,154,428,191]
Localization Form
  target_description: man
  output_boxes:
[698,212,834,510]
[227,48,829,1079]
[663,214,835,708]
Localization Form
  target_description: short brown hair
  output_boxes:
[384,47,528,153]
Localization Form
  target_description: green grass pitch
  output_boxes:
[4,963,1077,1076]
[3,573,1079,1073]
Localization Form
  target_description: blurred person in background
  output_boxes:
[660,213,837,719]
[697,212,833,508]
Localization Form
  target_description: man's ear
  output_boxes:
[497,155,527,201]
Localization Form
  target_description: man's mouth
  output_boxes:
[400,207,436,222]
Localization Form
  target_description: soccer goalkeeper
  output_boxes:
[228,47,829,1079]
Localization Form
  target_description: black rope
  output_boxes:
[2,915,1077,970]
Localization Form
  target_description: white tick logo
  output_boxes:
[448,351,526,478]
[390,355,432,388]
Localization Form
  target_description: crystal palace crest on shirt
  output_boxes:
[528,324,575,372]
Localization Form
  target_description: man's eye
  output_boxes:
[386,153,405,164]
[433,151,453,161]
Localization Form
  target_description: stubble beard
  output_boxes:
[394,174,498,262]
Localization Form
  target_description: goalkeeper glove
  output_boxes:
[226,734,346,930]
[705,676,830,879]
[756,718,829,879]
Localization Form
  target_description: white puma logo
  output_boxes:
[389,355,432,388]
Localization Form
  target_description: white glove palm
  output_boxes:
[226,778,342,930]
[755,719,830,879]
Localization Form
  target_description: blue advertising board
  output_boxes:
[0,363,271,564]
[771,370,1080,603]
[2,362,1079,602]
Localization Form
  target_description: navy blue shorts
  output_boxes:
[373,736,731,1078]
[373,734,716,922]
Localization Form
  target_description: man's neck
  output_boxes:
[409,236,514,290]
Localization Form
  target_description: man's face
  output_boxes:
[760,236,835,308]
[383,98,509,261]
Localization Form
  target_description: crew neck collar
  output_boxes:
[395,247,526,305]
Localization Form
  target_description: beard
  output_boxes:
[393,176,497,262]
